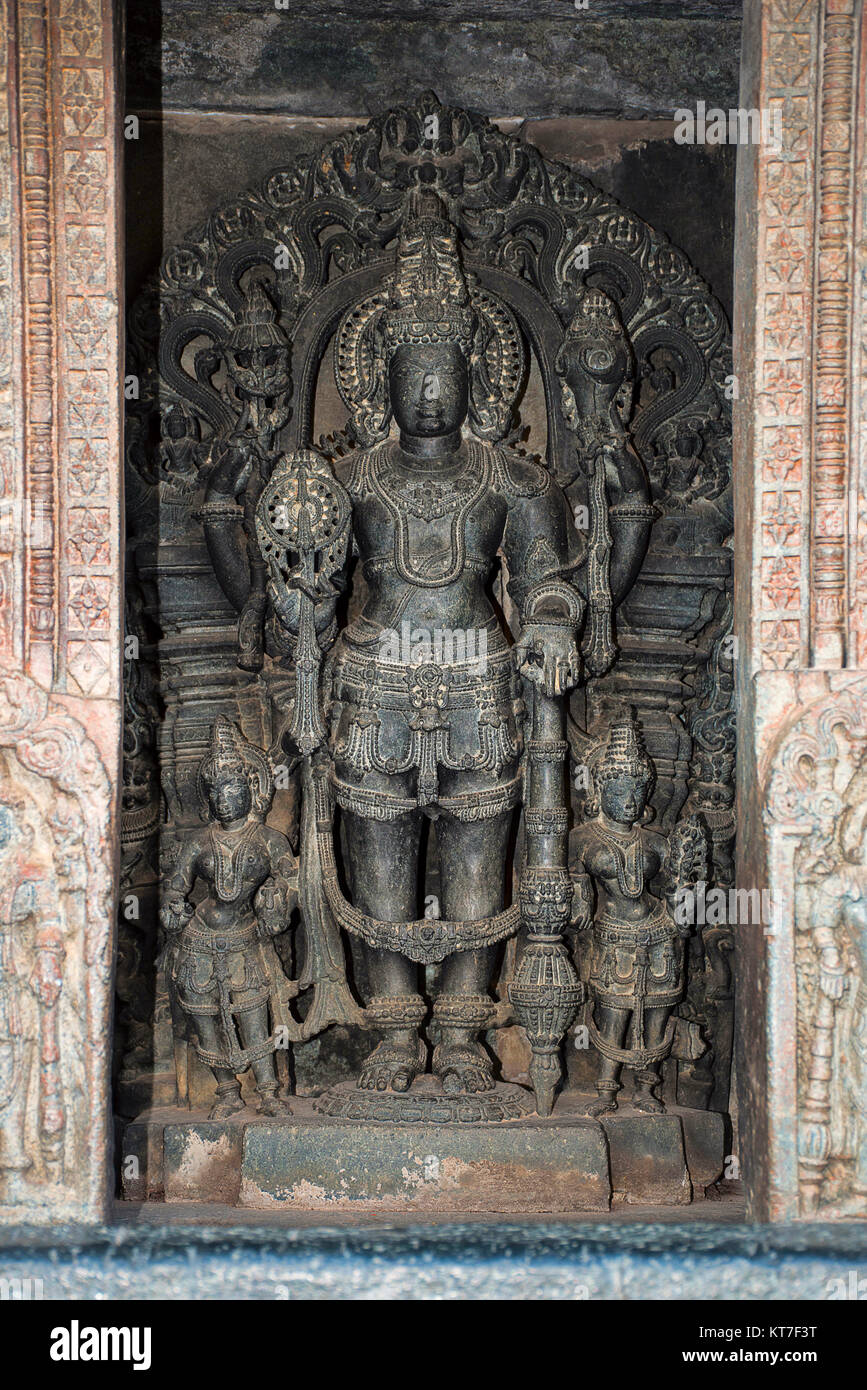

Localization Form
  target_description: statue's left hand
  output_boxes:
[255,873,299,936]
[515,622,580,697]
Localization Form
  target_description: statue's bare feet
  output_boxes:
[584,1084,620,1117]
[257,1088,292,1117]
[357,1040,421,1093]
[433,1042,494,1095]
[209,1084,244,1120]
[633,1091,665,1114]
[585,1094,618,1117]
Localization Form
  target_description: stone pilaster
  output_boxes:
[0,0,122,1224]
[736,0,867,1219]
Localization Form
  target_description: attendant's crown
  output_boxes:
[595,710,654,787]
[199,716,252,791]
[197,715,274,819]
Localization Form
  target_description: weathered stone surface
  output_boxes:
[601,1114,692,1206]
[120,1121,165,1203]
[734,1,867,1222]
[240,1110,611,1213]
[3,1218,867,1301]
[0,1,123,1228]
[0,0,125,1227]
[119,1097,724,1214]
[125,1,742,118]
[680,1107,726,1189]
[163,1124,244,1205]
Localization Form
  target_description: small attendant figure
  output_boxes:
[571,712,706,1115]
[160,717,298,1118]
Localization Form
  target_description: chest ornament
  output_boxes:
[209,823,263,903]
[589,821,645,899]
[370,440,492,588]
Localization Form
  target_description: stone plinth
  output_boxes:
[241,1111,610,1213]
[121,1093,724,1215]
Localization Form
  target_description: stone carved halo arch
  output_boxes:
[126,93,732,534]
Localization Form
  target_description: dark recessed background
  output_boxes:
[124,0,741,317]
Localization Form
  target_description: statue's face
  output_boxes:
[389,342,468,438]
[210,772,251,824]
[600,772,648,826]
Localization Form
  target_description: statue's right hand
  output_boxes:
[159,893,193,932]
[268,580,302,635]
[569,873,593,930]
[570,906,592,931]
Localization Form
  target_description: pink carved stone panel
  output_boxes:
[0,0,121,1224]
[736,0,867,1219]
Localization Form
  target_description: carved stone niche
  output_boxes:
[120,94,733,1211]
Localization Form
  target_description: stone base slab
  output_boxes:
[240,1112,610,1212]
[121,1094,724,1214]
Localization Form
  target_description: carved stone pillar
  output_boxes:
[0,1,122,1222]
[736,0,867,1218]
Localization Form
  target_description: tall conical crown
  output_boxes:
[199,716,250,789]
[197,715,274,819]
[383,186,475,356]
[595,709,654,787]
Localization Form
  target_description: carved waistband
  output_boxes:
[180,915,258,953]
[594,900,672,943]
[330,769,523,823]
[337,614,509,659]
[331,646,518,711]
[362,554,493,581]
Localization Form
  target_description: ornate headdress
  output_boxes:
[585,709,655,816]
[335,186,525,443]
[197,715,274,821]
[382,186,475,356]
